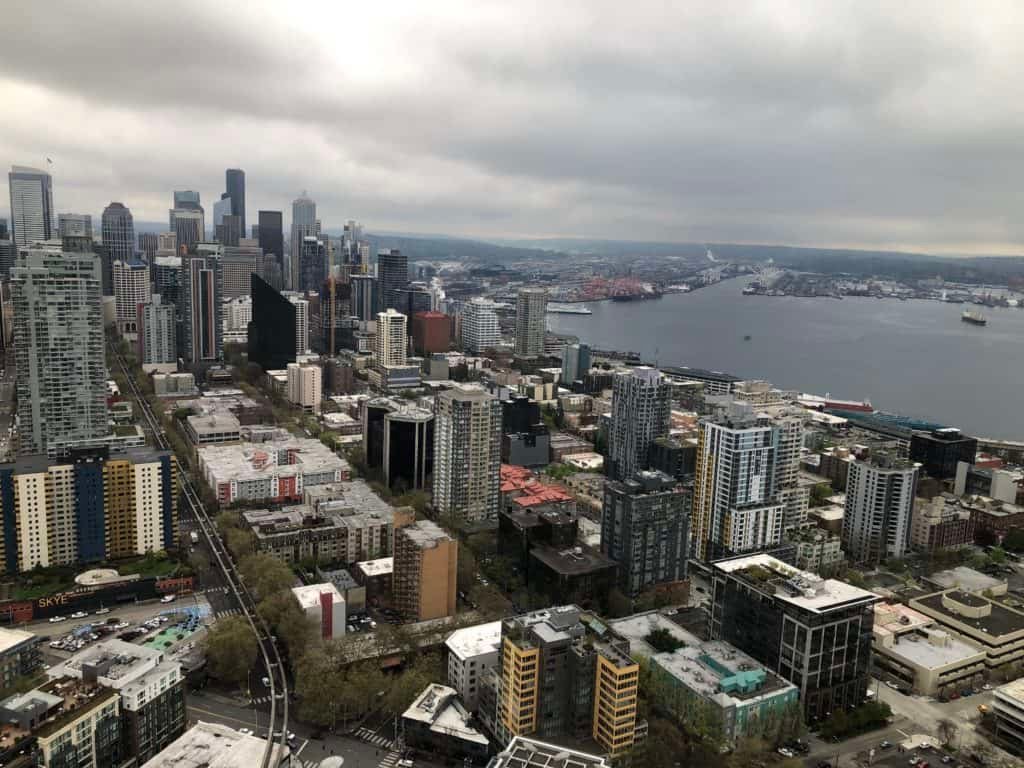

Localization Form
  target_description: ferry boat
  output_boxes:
[546,302,593,315]
[961,309,987,326]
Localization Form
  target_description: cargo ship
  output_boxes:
[961,309,987,326]
[546,303,592,315]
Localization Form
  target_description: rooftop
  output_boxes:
[0,627,36,655]
[912,590,1024,640]
[926,567,1005,595]
[402,684,488,746]
[445,621,502,661]
[714,553,879,614]
[995,677,1024,706]
[291,583,344,612]
[872,603,933,639]
[489,736,611,768]
[355,556,393,577]
[529,544,617,576]
[140,721,289,768]
[198,438,349,484]
[48,639,163,689]
[33,679,119,740]
[879,627,984,670]
[398,519,454,549]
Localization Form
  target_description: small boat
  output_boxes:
[961,309,987,326]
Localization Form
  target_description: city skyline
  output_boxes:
[5,3,1024,255]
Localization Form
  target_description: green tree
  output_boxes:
[258,590,319,661]
[606,588,633,618]
[989,546,1007,565]
[225,528,256,560]
[381,652,444,715]
[239,553,295,599]
[294,647,347,729]
[645,628,684,653]
[205,616,258,687]
[457,547,478,593]
[1001,528,1024,552]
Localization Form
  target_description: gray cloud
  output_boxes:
[3,0,1023,253]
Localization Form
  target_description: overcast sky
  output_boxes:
[3,1,1023,254]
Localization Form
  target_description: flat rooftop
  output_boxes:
[913,590,1024,639]
[661,365,741,384]
[926,567,1005,594]
[873,603,933,639]
[355,557,393,577]
[0,627,35,655]
[292,583,344,611]
[48,639,163,689]
[881,628,984,670]
[398,519,453,549]
[141,721,290,768]
[995,677,1024,706]
[402,684,488,746]
[199,438,349,483]
[445,621,502,661]
[490,736,611,768]
[529,544,617,576]
[714,553,879,614]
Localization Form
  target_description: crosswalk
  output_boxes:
[251,694,272,705]
[197,586,231,595]
[293,752,400,768]
[354,726,395,750]
[214,607,241,619]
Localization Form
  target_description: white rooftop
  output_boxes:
[291,583,344,612]
[927,566,1005,595]
[402,683,488,746]
[355,557,393,577]
[491,736,611,768]
[883,628,985,671]
[995,677,1024,706]
[49,639,164,689]
[715,553,879,614]
[141,721,290,768]
[445,621,502,661]
[0,626,35,655]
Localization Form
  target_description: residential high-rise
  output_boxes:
[225,168,246,235]
[514,288,547,356]
[376,248,408,311]
[393,519,457,622]
[101,202,135,265]
[13,242,107,455]
[58,213,93,239]
[561,343,591,386]
[137,232,158,261]
[289,192,317,290]
[111,260,151,337]
[248,274,299,370]
[298,236,326,292]
[136,295,176,370]
[709,554,879,721]
[434,386,502,524]
[221,241,261,298]
[257,210,284,278]
[151,255,181,309]
[842,453,918,565]
[374,309,408,368]
[495,605,639,758]
[286,362,322,414]
[691,406,785,561]
[412,311,451,355]
[0,224,12,280]
[0,447,178,571]
[351,274,378,321]
[602,470,690,597]
[8,165,54,248]
[180,253,222,364]
[460,297,500,354]
[287,292,309,357]
[607,367,671,482]
[773,412,808,534]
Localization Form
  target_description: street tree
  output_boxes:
[204,616,258,688]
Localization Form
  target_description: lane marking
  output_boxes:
[187,704,257,728]
[296,738,309,756]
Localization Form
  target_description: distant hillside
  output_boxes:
[363,233,565,263]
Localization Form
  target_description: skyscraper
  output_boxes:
[221,241,261,298]
[168,207,204,253]
[377,249,408,311]
[842,454,918,565]
[433,386,502,524]
[137,232,158,261]
[248,274,298,370]
[13,242,107,454]
[607,367,671,482]
[111,260,151,337]
[257,210,284,277]
[8,166,54,248]
[460,297,500,354]
[212,194,232,237]
[101,202,136,264]
[57,213,93,239]
[180,253,223,364]
[173,190,200,208]
[225,168,245,235]
[374,309,408,368]
[514,288,547,356]
[351,274,378,321]
[289,193,317,290]
[136,294,177,369]
[691,405,786,561]
[561,343,591,386]
[601,470,690,597]
[298,237,326,292]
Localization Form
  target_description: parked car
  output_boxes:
[160,594,176,603]
[94,608,110,615]
[48,616,66,623]
[70,611,88,619]
[880,741,893,749]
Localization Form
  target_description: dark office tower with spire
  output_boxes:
[225,169,245,235]
[377,249,408,311]
[101,202,135,264]
[257,210,284,277]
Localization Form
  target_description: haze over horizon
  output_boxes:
[5,1,1024,256]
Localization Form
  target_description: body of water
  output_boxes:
[548,280,1024,440]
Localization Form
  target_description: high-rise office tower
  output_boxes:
[221,241,261,298]
[374,309,408,369]
[137,232,158,261]
[225,168,245,235]
[691,405,786,561]
[157,232,177,253]
[376,248,408,311]
[257,210,284,277]
[460,297,500,354]
[289,193,317,290]
[151,255,181,308]
[362,399,435,491]
[168,207,204,253]
[100,202,136,268]
[433,386,502,524]
[57,213,93,239]
[248,274,299,370]
[601,470,690,597]
[514,288,547,356]
[8,166,54,248]
[136,295,176,369]
[842,454,918,565]
[111,260,151,337]
[218,215,242,247]
[393,519,458,622]
[298,237,326,292]
[173,190,200,208]
[13,242,107,454]
[607,367,671,482]
[212,193,232,237]
[561,343,591,386]
[180,252,223,364]
[0,222,12,280]
[351,274,378,321]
